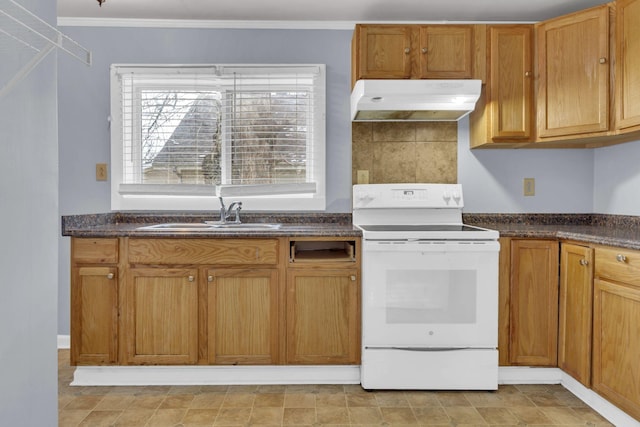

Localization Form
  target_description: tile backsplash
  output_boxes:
[352,122,458,184]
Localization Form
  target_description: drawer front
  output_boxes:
[72,238,119,264]
[594,246,640,287]
[128,238,278,265]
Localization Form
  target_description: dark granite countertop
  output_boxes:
[62,212,361,238]
[62,212,640,250]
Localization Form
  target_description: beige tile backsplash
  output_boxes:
[352,122,458,185]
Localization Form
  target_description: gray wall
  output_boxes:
[1,0,59,424]
[57,24,640,335]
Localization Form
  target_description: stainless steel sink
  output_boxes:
[137,222,281,231]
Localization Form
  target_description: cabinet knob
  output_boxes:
[525,71,532,77]
[107,273,114,279]
[188,275,195,282]
[579,259,589,266]
[599,57,607,64]
[616,254,627,263]
[404,47,411,54]
[350,275,356,281]
[421,47,428,54]
[208,275,214,282]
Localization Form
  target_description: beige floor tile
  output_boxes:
[403,391,441,407]
[443,406,486,424]
[222,392,256,408]
[226,384,259,393]
[348,406,383,424]
[572,406,615,425]
[127,394,165,410]
[191,392,226,409]
[316,406,349,424]
[437,392,472,407]
[316,384,345,394]
[182,408,219,425]
[283,407,316,424]
[380,407,418,424]
[59,409,91,427]
[375,392,410,407]
[539,406,589,424]
[214,407,252,425]
[250,407,285,424]
[159,393,195,409]
[284,393,316,408]
[112,409,155,427]
[527,392,568,407]
[64,395,104,410]
[257,384,287,393]
[77,410,122,427]
[254,393,285,407]
[316,393,347,407]
[59,395,74,410]
[93,394,135,411]
[475,407,519,424]
[347,393,378,407]
[412,407,450,424]
[507,406,554,424]
[285,384,319,393]
[147,408,188,427]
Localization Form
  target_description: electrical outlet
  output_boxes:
[357,169,369,184]
[523,178,535,196]
[96,163,108,181]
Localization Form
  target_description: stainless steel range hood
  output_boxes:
[351,79,482,122]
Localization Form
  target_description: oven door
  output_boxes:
[361,239,499,349]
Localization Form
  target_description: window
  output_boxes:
[110,64,325,211]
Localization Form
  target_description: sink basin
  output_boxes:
[137,222,281,231]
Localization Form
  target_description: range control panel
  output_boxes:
[353,183,463,209]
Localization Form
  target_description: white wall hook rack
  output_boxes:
[0,0,91,97]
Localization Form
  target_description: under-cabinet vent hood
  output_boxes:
[351,79,482,122]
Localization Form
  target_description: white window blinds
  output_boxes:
[111,65,324,200]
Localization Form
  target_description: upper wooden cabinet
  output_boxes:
[536,4,611,139]
[470,25,534,148]
[352,24,475,85]
[616,0,640,131]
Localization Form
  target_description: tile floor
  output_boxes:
[59,350,614,427]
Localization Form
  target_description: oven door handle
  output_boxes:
[366,346,474,352]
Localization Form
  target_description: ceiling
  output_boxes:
[57,0,609,27]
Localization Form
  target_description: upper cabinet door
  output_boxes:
[616,0,640,131]
[489,25,534,140]
[536,5,610,138]
[419,25,474,78]
[355,25,412,80]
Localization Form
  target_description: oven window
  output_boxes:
[385,270,477,324]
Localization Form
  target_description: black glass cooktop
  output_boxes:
[358,225,485,232]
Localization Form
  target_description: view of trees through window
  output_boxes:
[139,89,310,187]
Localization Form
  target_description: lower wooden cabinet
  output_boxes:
[286,269,360,364]
[207,268,280,365]
[70,266,118,365]
[592,247,640,420]
[70,236,361,367]
[507,239,559,366]
[558,243,594,386]
[123,267,199,365]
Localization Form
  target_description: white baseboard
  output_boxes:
[57,335,70,349]
[72,365,362,387]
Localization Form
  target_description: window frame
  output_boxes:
[109,64,326,211]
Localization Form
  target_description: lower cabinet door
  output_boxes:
[592,278,640,420]
[207,268,280,364]
[558,243,593,386]
[71,266,118,365]
[123,268,199,365]
[286,269,360,364]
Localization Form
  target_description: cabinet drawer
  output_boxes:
[594,247,640,287]
[128,238,278,265]
[72,238,119,264]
